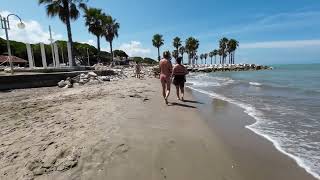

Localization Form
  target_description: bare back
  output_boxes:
[159,59,172,77]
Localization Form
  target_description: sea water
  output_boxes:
[187,64,320,179]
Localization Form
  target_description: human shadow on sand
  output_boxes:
[169,102,197,109]
[181,99,204,104]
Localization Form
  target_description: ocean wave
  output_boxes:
[249,82,262,86]
[186,86,320,180]
[187,81,221,87]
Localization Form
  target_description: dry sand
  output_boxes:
[0,78,241,180]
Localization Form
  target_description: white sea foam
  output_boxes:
[249,82,262,86]
[187,81,221,87]
[186,86,320,180]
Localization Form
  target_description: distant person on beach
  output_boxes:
[172,57,188,101]
[159,51,173,104]
[135,62,141,79]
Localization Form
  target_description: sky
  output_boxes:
[0,0,320,65]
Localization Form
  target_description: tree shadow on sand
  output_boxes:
[168,102,197,109]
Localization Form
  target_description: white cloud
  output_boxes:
[241,40,320,49]
[0,10,63,44]
[81,39,95,46]
[118,41,151,57]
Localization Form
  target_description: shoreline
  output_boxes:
[0,77,316,179]
[187,86,317,180]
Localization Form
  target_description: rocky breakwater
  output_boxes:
[187,64,272,73]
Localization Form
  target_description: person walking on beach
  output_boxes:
[159,51,173,104]
[135,62,141,79]
[172,57,188,101]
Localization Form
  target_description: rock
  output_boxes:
[88,72,98,77]
[57,80,66,88]
[26,159,42,171]
[33,168,46,176]
[98,76,111,81]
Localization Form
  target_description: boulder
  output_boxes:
[58,80,66,88]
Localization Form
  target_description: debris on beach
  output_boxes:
[57,70,125,88]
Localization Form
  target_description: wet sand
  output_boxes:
[0,77,316,180]
[190,89,316,180]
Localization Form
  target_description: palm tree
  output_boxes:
[172,50,179,61]
[84,7,105,52]
[152,34,164,61]
[200,54,204,64]
[213,49,218,64]
[204,53,208,65]
[39,0,87,66]
[209,51,214,64]
[173,37,182,52]
[228,39,239,64]
[219,37,229,64]
[194,55,199,65]
[185,37,199,65]
[179,46,185,63]
[103,15,120,63]
[218,48,223,64]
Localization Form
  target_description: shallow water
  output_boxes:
[187,64,320,179]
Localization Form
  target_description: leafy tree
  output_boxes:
[200,54,204,64]
[173,37,182,52]
[38,0,87,66]
[185,37,199,65]
[172,50,179,60]
[228,39,239,64]
[83,7,105,52]
[213,49,218,64]
[204,53,208,64]
[113,49,128,59]
[152,34,164,61]
[219,37,229,64]
[209,51,214,64]
[102,15,120,63]
[179,46,185,63]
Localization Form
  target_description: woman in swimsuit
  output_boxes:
[159,51,173,104]
[172,57,189,101]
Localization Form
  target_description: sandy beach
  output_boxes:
[0,77,316,180]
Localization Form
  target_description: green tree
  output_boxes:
[209,51,214,64]
[200,54,204,64]
[213,49,218,64]
[194,54,199,65]
[219,37,229,64]
[185,37,199,65]
[152,34,164,61]
[204,53,208,64]
[179,46,185,63]
[173,37,182,52]
[83,7,105,52]
[39,0,87,66]
[218,48,223,64]
[228,39,239,64]
[103,15,120,63]
[172,50,179,60]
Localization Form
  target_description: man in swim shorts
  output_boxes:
[159,51,173,104]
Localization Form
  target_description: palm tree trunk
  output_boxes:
[109,41,114,62]
[233,51,236,64]
[215,56,217,64]
[211,57,212,64]
[157,47,160,61]
[64,1,75,66]
[97,35,101,52]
